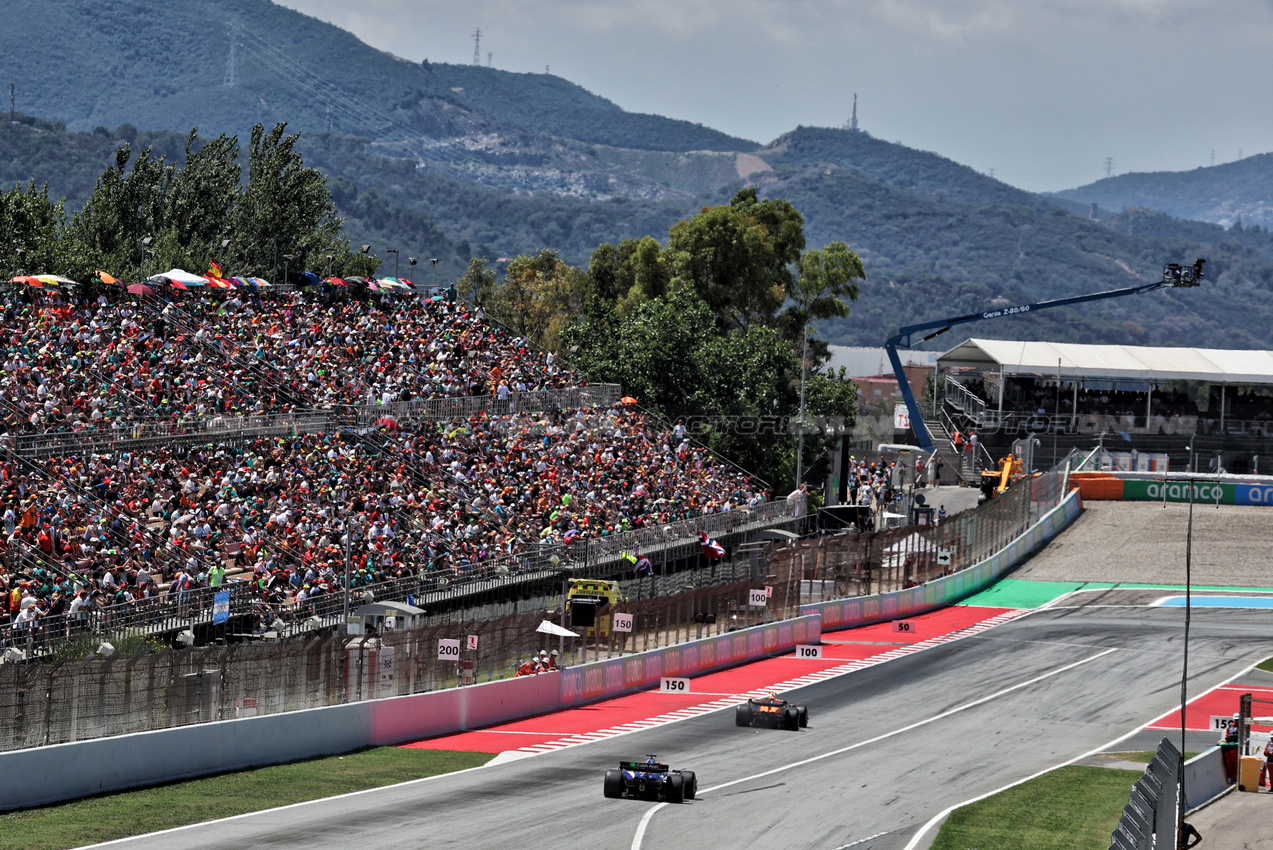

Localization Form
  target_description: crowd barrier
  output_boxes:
[0,611,821,811]
[1070,472,1273,506]
[0,487,1085,811]
[1183,747,1229,811]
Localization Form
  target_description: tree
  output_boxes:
[235,123,344,280]
[587,236,669,312]
[1,182,71,279]
[485,250,592,350]
[655,188,808,331]
[456,257,497,304]
[69,145,171,278]
[562,286,857,490]
[161,130,240,274]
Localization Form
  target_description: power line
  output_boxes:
[472,28,481,66]
[1104,157,1114,179]
[226,22,453,169]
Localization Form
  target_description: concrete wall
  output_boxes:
[7,701,372,810]
[1183,747,1230,812]
[0,490,1082,812]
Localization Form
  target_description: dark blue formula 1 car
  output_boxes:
[603,755,697,803]
[735,693,809,730]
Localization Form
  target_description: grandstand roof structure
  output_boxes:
[937,339,1273,385]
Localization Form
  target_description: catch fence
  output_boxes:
[0,573,801,752]
[0,464,1072,752]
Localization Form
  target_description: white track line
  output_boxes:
[899,656,1270,850]
[518,610,1028,757]
[631,648,1118,850]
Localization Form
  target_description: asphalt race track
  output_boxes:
[95,602,1273,850]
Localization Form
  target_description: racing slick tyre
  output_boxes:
[680,770,697,800]
[782,707,800,731]
[666,773,685,804]
[736,704,751,727]
[798,706,809,728]
[603,769,624,799]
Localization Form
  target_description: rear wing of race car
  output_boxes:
[620,761,669,772]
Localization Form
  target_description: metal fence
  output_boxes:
[776,468,1069,597]
[10,411,342,459]
[0,461,1072,752]
[350,384,623,427]
[0,571,803,751]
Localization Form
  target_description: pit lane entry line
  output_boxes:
[629,647,1119,850]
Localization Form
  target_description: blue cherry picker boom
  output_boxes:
[886,259,1205,450]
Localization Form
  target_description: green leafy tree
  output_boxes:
[587,236,670,312]
[485,249,592,349]
[69,145,171,278]
[161,130,240,274]
[234,123,344,280]
[664,187,806,331]
[456,257,498,303]
[1,182,70,279]
[563,287,856,489]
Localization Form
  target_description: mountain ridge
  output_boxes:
[4,0,1273,350]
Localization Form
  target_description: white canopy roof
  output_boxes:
[153,268,209,284]
[938,339,1273,385]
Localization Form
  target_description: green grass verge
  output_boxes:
[930,765,1141,850]
[1258,656,1273,673]
[0,747,492,850]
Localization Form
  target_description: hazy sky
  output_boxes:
[277,0,1273,193]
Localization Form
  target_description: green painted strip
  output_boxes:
[959,578,1273,610]
[959,579,1091,609]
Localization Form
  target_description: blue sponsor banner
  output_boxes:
[1236,483,1273,506]
[212,591,231,625]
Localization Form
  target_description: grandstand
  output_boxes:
[934,339,1273,474]
[0,282,790,654]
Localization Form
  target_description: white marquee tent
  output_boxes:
[937,339,1273,385]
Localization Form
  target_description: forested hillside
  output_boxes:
[1053,154,1273,229]
[0,0,751,156]
[4,0,1273,350]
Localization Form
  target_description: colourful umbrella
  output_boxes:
[95,270,120,286]
[11,275,43,288]
[127,283,154,296]
[36,275,79,287]
[324,277,347,287]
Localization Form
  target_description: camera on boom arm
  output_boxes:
[1163,258,1205,287]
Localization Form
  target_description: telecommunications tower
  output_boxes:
[472,28,481,66]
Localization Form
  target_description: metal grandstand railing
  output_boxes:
[10,410,342,459]
[351,384,623,426]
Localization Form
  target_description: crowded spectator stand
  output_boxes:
[1,272,789,655]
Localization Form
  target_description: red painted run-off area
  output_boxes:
[1147,685,1273,733]
[404,606,1010,753]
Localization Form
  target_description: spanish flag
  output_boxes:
[208,261,224,279]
